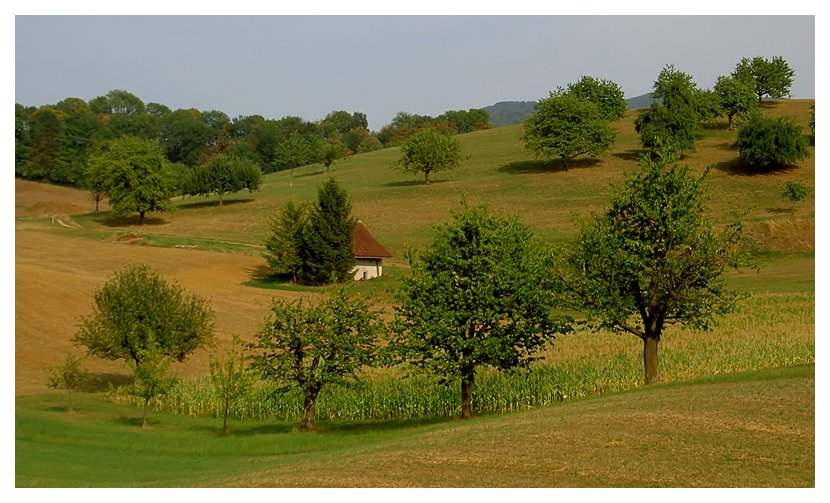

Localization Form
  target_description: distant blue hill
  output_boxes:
[481,93,659,127]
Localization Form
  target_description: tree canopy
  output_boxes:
[250,288,382,430]
[182,153,262,205]
[73,264,215,366]
[566,75,627,121]
[393,128,463,184]
[734,113,809,170]
[392,201,570,418]
[522,91,616,165]
[556,147,744,384]
[732,56,795,102]
[85,136,176,225]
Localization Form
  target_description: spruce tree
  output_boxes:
[299,178,357,285]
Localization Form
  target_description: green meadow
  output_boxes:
[15,100,815,487]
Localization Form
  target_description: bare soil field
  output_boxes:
[15,180,306,395]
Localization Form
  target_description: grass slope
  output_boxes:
[15,366,813,487]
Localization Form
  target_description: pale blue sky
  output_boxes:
[15,15,815,131]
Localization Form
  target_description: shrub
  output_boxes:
[735,113,809,170]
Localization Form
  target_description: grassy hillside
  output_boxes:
[19,100,815,262]
[15,366,814,487]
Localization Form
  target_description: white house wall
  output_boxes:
[353,258,383,280]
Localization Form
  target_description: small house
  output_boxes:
[352,220,392,280]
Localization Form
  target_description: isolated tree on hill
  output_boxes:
[566,75,627,121]
[634,103,699,154]
[522,92,616,166]
[250,288,382,431]
[86,137,175,225]
[276,130,314,176]
[74,264,215,367]
[182,154,263,205]
[392,201,570,419]
[652,64,699,112]
[73,264,213,428]
[713,75,758,130]
[556,146,744,385]
[263,200,308,283]
[734,113,809,170]
[299,178,357,285]
[319,138,349,172]
[781,181,810,215]
[393,128,463,184]
[46,354,89,413]
[732,56,795,103]
[209,336,254,435]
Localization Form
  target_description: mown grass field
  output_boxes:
[15,99,815,487]
[15,366,814,487]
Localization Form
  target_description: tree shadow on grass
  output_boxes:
[79,372,133,392]
[713,158,799,177]
[498,158,600,175]
[176,198,256,210]
[92,214,169,228]
[612,149,649,162]
[315,416,455,434]
[383,179,451,188]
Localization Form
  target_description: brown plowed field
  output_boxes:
[15,181,302,395]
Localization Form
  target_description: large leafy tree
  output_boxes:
[732,56,795,103]
[393,128,463,184]
[392,201,570,419]
[182,154,262,205]
[73,264,214,426]
[73,264,215,366]
[566,75,627,121]
[634,102,699,154]
[522,91,616,166]
[250,288,382,431]
[557,148,744,384]
[713,75,758,129]
[86,136,175,225]
[734,113,809,170]
[161,108,214,166]
[298,178,357,285]
[635,65,705,153]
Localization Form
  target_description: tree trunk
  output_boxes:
[300,387,321,431]
[643,336,661,385]
[728,114,734,130]
[139,210,145,226]
[460,367,475,419]
[142,397,150,429]
[424,170,430,184]
[218,193,224,206]
[221,401,230,435]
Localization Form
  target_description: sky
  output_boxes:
[13,12,816,131]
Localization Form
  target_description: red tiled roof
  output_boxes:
[353,220,392,258]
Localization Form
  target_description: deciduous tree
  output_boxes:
[557,148,744,384]
[781,181,810,215]
[734,113,809,170]
[393,128,463,184]
[46,354,89,413]
[522,92,616,166]
[249,289,382,431]
[713,75,758,129]
[86,137,175,225]
[392,201,569,419]
[732,56,795,103]
[73,264,215,367]
[182,154,262,205]
[566,75,627,121]
[209,336,254,435]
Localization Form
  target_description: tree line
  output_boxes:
[15,88,491,188]
[521,56,810,170]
